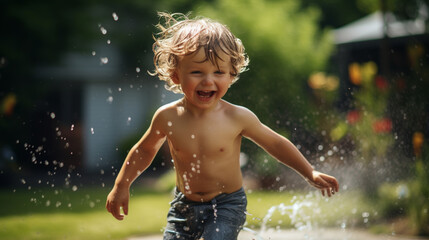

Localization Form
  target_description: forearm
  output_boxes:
[114,145,156,189]
[267,138,314,180]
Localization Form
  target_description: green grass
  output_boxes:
[0,187,171,240]
[0,187,375,240]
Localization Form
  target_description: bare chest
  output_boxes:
[165,117,241,158]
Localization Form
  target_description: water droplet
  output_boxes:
[112,12,119,21]
[50,112,56,119]
[91,51,96,56]
[167,121,172,127]
[90,128,95,134]
[193,154,197,158]
[107,39,111,44]
[100,57,109,64]
[191,134,195,139]
[72,185,78,191]
[136,67,141,73]
[106,96,113,103]
[156,130,160,135]
[70,124,75,131]
[100,26,107,35]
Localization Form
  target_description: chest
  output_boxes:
[165,115,241,156]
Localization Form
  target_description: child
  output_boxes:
[106,12,339,240]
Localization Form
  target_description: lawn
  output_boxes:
[0,186,374,240]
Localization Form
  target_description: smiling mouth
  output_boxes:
[197,91,216,98]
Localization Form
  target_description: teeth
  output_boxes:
[197,91,214,97]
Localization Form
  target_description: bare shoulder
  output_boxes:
[221,100,261,129]
[222,100,258,119]
[151,100,183,126]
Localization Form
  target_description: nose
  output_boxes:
[201,74,215,86]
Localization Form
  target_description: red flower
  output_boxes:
[375,75,388,91]
[373,118,392,133]
[346,110,361,124]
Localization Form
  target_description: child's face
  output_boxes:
[173,48,234,109]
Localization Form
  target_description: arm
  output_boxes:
[106,109,166,220]
[239,108,339,197]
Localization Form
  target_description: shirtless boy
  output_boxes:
[106,12,339,240]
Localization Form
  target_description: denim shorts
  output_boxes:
[163,187,247,240]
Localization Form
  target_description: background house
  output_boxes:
[35,44,180,173]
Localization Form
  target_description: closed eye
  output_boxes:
[191,71,202,74]
[215,71,225,75]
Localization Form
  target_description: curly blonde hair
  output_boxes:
[151,12,249,94]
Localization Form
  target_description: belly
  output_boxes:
[175,159,243,202]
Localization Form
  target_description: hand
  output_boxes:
[307,170,339,197]
[106,185,129,220]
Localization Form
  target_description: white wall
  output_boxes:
[82,80,180,171]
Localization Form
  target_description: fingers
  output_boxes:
[316,177,332,197]
[323,174,340,193]
[123,202,129,216]
[106,200,127,220]
[314,173,339,197]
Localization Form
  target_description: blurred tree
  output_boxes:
[358,0,429,21]
[300,0,369,28]
[301,0,429,29]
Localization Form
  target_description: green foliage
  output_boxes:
[250,149,283,179]
[154,170,177,193]
[301,0,369,28]
[330,62,394,160]
[302,0,429,29]
[376,182,409,219]
[409,149,429,236]
[357,0,429,20]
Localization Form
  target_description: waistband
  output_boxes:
[174,187,245,205]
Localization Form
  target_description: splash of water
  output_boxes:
[244,198,314,240]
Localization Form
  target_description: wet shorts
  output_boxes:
[163,187,247,240]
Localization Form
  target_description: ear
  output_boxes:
[171,71,180,85]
